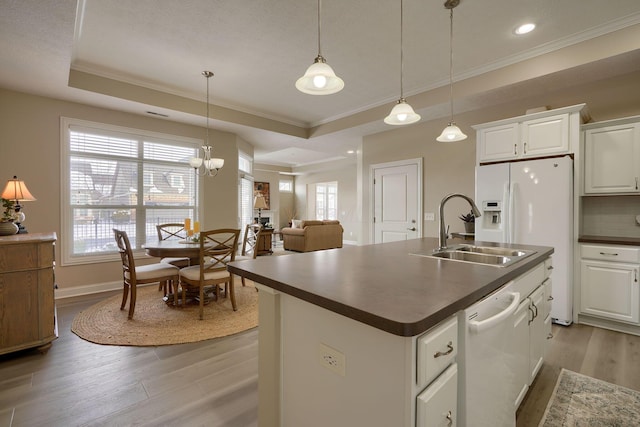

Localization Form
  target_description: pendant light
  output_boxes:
[295,0,344,95]
[384,0,420,126]
[190,71,224,176]
[436,0,467,142]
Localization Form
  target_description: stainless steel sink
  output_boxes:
[410,244,536,267]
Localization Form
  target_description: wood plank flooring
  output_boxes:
[1,291,639,427]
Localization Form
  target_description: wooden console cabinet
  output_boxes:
[0,232,57,355]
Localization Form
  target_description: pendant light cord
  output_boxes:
[203,71,213,147]
[448,7,454,122]
[400,0,404,98]
[317,0,322,57]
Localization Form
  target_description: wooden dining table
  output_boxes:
[142,239,203,265]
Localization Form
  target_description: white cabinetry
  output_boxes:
[416,317,458,426]
[583,119,640,194]
[509,260,551,411]
[474,104,586,163]
[580,244,640,324]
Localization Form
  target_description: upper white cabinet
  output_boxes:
[474,104,587,164]
[583,119,640,194]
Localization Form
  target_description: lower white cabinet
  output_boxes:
[416,363,458,427]
[416,316,458,426]
[508,260,550,412]
[580,244,640,324]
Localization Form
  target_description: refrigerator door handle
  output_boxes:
[508,182,516,244]
[502,182,510,243]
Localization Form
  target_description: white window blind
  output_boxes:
[61,118,201,265]
[239,176,254,235]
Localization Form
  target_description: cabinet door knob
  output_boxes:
[433,341,454,358]
[407,227,416,231]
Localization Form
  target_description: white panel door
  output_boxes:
[373,161,420,243]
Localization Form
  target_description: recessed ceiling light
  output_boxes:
[514,23,536,35]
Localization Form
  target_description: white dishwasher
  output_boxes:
[458,281,520,427]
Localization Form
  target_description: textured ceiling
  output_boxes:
[1,0,640,166]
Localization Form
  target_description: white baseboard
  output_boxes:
[55,280,122,300]
[343,240,358,246]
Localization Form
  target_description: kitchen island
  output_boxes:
[228,237,553,427]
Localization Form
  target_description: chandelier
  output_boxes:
[189,71,224,176]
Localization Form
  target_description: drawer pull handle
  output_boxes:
[434,342,454,358]
[547,265,554,270]
[514,144,517,155]
[547,295,554,301]
[547,333,554,340]
[446,410,453,426]
[523,142,527,154]
[599,252,618,256]
[407,227,416,231]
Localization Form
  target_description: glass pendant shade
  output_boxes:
[436,123,467,142]
[384,99,421,125]
[296,56,344,95]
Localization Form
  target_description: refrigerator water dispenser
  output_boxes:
[481,200,502,229]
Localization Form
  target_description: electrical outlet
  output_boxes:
[425,212,435,221]
[318,343,346,377]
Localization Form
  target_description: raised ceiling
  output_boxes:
[1,0,640,166]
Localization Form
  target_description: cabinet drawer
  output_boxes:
[512,262,544,299]
[416,316,457,389]
[416,363,457,427]
[581,244,640,263]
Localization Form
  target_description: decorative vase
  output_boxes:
[464,222,475,234]
[0,221,19,236]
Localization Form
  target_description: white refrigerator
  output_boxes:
[475,156,573,325]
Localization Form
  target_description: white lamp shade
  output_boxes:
[1,176,36,201]
[384,100,421,125]
[296,61,344,95]
[206,158,225,170]
[436,124,468,142]
[189,157,203,168]
[254,195,268,209]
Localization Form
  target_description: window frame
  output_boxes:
[60,117,203,266]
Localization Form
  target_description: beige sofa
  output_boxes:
[281,220,343,252]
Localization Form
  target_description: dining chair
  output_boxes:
[178,228,241,320]
[235,223,262,286]
[156,223,190,296]
[113,229,180,320]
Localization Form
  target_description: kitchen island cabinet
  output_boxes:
[228,238,553,427]
[0,232,57,355]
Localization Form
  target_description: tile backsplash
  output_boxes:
[582,196,640,238]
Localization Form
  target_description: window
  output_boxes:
[315,182,337,220]
[279,179,293,192]
[61,118,201,265]
[238,152,254,236]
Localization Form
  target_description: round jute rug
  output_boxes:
[71,282,258,346]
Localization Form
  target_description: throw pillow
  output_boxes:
[291,219,302,228]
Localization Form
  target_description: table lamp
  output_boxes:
[254,194,268,225]
[2,175,36,234]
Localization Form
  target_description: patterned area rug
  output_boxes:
[539,368,640,426]
[71,281,258,346]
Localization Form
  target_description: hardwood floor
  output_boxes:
[0,291,258,427]
[517,323,640,426]
[1,292,640,427]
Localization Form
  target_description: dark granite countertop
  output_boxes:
[227,238,553,337]
[578,235,640,246]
